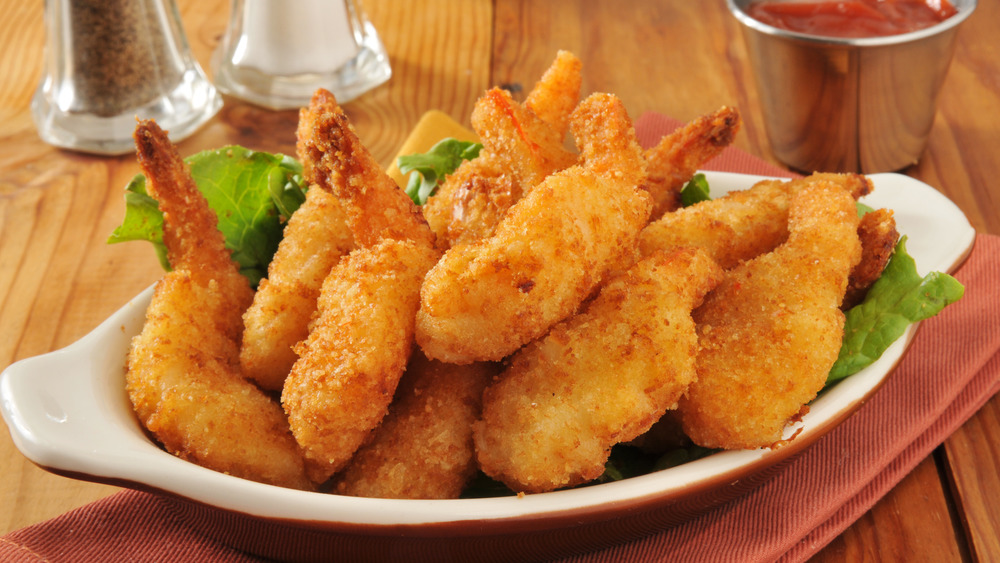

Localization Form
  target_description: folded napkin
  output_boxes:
[3,112,998,563]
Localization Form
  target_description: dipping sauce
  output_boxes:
[747,0,958,38]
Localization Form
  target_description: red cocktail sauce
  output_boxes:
[747,0,958,38]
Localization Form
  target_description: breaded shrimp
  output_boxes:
[298,89,435,249]
[416,93,652,364]
[239,186,354,391]
[643,106,742,218]
[474,87,577,190]
[284,238,439,483]
[524,50,583,138]
[431,154,517,248]
[571,92,648,191]
[424,87,577,249]
[639,172,872,269]
[332,352,496,499]
[283,90,441,482]
[474,248,723,493]
[843,207,898,309]
[126,120,312,490]
[422,50,581,250]
[677,180,862,450]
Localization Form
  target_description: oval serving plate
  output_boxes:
[0,171,975,562]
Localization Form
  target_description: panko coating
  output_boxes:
[282,90,441,483]
[126,120,313,490]
[475,247,723,493]
[639,172,871,269]
[239,186,354,391]
[416,92,652,364]
[333,352,496,499]
[677,180,863,450]
[284,238,440,483]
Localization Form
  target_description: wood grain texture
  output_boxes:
[810,456,969,561]
[0,1,997,561]
[492,0,775,162]
[0,0,493,534]
[909,0,1000,236]
[944,397,1000,562]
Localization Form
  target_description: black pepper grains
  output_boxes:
[67,0,184,116]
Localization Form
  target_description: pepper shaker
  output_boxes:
[211,0,392,110]
[31,0,222,155]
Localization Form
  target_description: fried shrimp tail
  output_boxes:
[524,49,583,138]
[473,87,577,190]
[422,50,582,251]
[643,106,741,218]
[126,120,312,490]
[283,89,441,482]
[299,88,435,248]
[333,353,496,499]
[843,207,898,309]
[424,85,577,249]
[571,92,648,191]
[238,102,364,392]
[416,93,652,364]
[475,248,723,493]
[677,180,862,450]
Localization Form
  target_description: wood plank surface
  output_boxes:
[943,397,1000,561]
[0,0,997,560]
[815,456,968,561]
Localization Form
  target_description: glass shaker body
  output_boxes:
[31,0,222,155]
[211,0,392,110]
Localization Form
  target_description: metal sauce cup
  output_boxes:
[728,0,977,173]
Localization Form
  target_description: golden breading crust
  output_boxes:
[639,172,871,269]
[678,180,862,450]
[333,353,496,499]
[475,247,723,493]
[127,120,313,490]
[643,106,741,219]
[283,238,440,483]
[416,93,652,364]
[282,90,441,484]
[239,186,354,391]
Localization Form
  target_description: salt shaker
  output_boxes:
[211,0,392,110]
[31,0,222,155]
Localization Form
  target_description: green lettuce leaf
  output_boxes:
[680,173,712,207]
[107,175,168,269]
[107,146,307,288]
[828,236,964,383]
[398,138,482,205]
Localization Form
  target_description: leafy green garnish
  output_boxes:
[680,173,712,207]
[459,472,517,498]
[596,445,658,484]
[398,138,482,205]
[108,175,169,268]
[828,236,964,383]
[107,146,307,288]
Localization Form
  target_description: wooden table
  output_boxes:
[1,1,997,560]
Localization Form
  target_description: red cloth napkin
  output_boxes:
[3,112,998,563]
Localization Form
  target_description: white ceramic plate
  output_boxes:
[0,171,975,561]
